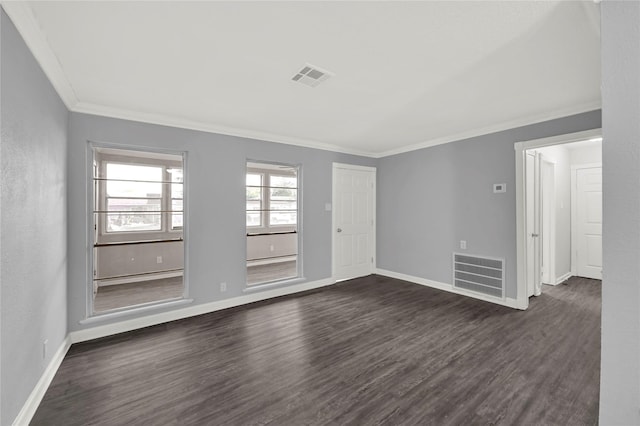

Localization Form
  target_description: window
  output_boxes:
[104,163,163,232]
[91,147,185,315]
[246,173,263,228]
[246,162,300,286]
[269,175,297,226]
[170,168,183,230]
[246,168,298,231]
[99,161,182,235]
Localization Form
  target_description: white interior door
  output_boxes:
[333,164,375,281]
[575,167,602,279]
[525,151,542,297]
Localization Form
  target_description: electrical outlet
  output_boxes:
[43,339,48,359]
[460,240,467,250]
[156,256,163,264]
[220,282,227,292]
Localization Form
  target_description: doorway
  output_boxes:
[90,146,186,315]
[572,165,603,280]
[516,130,602,308]
[332,163,376,281]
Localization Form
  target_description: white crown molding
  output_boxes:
[72,100,602,160]
[374,100,602,158]
[72,101,377,158]
[1,1,78,109]
[3,2,601,160]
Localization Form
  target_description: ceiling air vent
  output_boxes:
[291,63,334,87]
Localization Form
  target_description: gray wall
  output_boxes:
[377,110,601,299]
[570,144,601,165]
[0,9,69,426]
[600,1,640,423]
[67,113,375,331]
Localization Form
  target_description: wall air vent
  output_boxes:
[453,253,505,299]
[291,63,334,87]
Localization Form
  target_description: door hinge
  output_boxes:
[371,257,374,263]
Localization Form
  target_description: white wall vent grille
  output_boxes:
[453,253,504,299]
[291,63,334,87]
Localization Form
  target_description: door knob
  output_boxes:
[337,228,342,233]
[531,233,539,237]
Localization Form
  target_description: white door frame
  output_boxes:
[515,129,601,309]
[332,163,377,281]
[525,151,542,297]
[541,156,556,286]
[571,163,602,277]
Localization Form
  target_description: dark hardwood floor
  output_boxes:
[32,275,601,425]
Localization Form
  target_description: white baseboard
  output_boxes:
[375,268,525,310]
[12,336,72,426]
[70,276,335,344]
[555,272,572,285]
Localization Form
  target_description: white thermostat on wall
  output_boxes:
[493,183,506,193]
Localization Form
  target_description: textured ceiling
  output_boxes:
[6,1,601,157]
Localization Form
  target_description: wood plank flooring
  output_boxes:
[94,276,184,312]
[32,275,600,425]
[247,260,297,285]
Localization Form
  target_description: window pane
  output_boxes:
[246,187,262,201]
[246,173,262,186]
[246,200,261,211]
[171,199,183,212]
[106,199,162,232]
[270,200,297,211]
[168,168,183,183]
[171,183,183,199]
[270,187,296,201]
[270,175,296,188]
[269,211,297,225]
[107,198,161,212]
[172,213,183,230]
[106,213,161,232]
[247,212,261,227]
[106,164,163,198]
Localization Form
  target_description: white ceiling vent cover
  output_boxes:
[291,63,334,87]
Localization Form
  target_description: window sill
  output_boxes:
[80,298,194,325]
[243,277,306,293]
